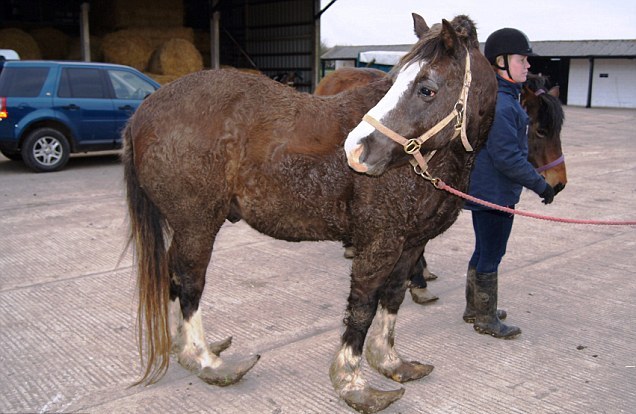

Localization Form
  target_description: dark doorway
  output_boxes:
[529,57,570,105]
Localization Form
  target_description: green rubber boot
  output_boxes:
[463,266,507,323]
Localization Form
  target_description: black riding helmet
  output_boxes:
[484,28,537,80]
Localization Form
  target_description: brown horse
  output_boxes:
[315,67,388,96]
[522,73,566,193]
[124,14,496,413]
[319,69,567,287]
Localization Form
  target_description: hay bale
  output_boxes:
[0,28,42,60]
[148,38,203,77]
[30,27,70,60]
[67,36,103,61]
[127,27,194,49]
[102,30,153,71]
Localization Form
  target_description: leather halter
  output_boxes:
[362,50,473,177]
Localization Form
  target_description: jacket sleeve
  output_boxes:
[487,104,548,195]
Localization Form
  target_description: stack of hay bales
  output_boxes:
[101,27,203,84]
[0,28,42,59]
[0,26,99,62]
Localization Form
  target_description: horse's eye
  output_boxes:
[536,128,548,138]
[419,87,436,97]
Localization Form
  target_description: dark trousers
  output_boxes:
[468,209,515,274]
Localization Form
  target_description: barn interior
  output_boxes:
[0,0,324,91]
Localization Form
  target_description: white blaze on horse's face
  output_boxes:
[344,61,424,172]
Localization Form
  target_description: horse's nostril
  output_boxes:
[553,182,565,195]
[347,145,369,173]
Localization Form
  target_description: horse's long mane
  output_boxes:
[539,92,565,136]
[392,15,478,75]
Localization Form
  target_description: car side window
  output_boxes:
[107,69,156,100]
[0,67,49,97]
[58,68,107,99]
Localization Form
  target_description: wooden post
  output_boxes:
[80,2,91,62]
[210,0,220,69]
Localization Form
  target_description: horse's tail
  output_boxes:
[122,124,171,385]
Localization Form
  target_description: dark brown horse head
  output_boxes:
[522,74,567,194]
[344,14,496,176]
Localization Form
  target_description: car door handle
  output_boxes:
[62,104,79,110]
[118,105,134,110]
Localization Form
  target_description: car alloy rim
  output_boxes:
[33,136,63,166]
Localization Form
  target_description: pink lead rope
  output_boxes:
[433,179,636,226]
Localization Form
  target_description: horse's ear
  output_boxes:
[440,19,460,54]
[522,86,540,108]
[548,85,560,98]
[412,13,429,39]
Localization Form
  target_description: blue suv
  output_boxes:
[0,61,160,172]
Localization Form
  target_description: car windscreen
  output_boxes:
[0,67,49,97]
[107,69,157,100]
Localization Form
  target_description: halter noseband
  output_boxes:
[536,154,565,173]
[362,50,473,177]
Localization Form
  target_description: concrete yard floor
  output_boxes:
[1,106,635,413]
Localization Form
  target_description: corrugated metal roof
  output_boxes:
[321,40,636,60]
[531,40,636,57]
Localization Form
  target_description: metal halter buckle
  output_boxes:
[404,139,421,154]
[454,102,465,130]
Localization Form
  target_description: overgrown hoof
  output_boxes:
[410,287,439,304]
[340,386,405,414]
[198,354,261,386]
[208,336,233,355]
[423,268,438,281]
[387,360,434,383]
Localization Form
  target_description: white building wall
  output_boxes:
[568,58,636,108]
[335,60,355,69]
[567,59,589,106]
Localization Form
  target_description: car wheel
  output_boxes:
[21,127,71,172]
[0,149,22,161]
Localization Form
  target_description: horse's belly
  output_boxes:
[231,155,351,242]
[235,196,347,243]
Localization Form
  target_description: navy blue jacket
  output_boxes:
[465,75,548,210]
